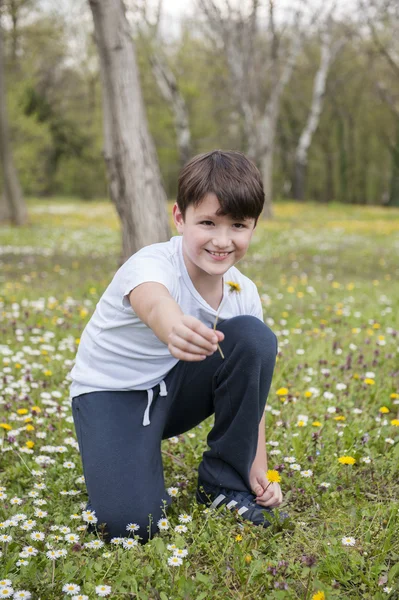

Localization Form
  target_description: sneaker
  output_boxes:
[196,479,289,528]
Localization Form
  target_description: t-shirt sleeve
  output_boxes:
[121,252,178,308]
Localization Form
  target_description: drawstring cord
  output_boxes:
[142,380,167,426]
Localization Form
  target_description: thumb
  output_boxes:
[253,483,264,496]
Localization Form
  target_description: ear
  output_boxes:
[172,202,185,233]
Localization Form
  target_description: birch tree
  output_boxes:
[0,6,27,225]
[293,9,345,200]
[198,0,304,218]
[130,0,192,167]
[88,0,170,261]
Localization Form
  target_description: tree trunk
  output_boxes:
[293,30,335,201]
[88,0,170,262]
[0,15,27,225]
[388,120,399,207]
[150,50,191,167]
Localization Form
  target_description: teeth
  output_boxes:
[209,251,229,256]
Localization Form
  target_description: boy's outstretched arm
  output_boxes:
[128,282,224,362]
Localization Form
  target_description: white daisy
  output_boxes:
[110,537,124,545]
[126,523,140,532]
[157,518,169,530]
[30,531,45,541]
[0,587,13,598]
[122,539,138,549]
[62,583,81,595]
[12,591,32,599]
[341,536,356,546]
[178,514,192,523]
[173,548,188,557]
[174,525,188,533]
[167,487,179,497]
[167,555,183,567]
[300,470,313,477]
[95,584,112,597]
[65,534,79,544]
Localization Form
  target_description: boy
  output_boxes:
[70,150,283,543]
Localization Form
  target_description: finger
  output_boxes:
[168,344,207,362]
[184,317,221,346]
[178,323,219,352]
[169,334,216,357]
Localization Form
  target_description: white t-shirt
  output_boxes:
[69,235,263,398]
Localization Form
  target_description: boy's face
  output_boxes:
[173,193,256,282]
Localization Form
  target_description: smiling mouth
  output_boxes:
[205,250,233,257]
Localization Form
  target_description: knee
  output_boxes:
[219,315,277,359]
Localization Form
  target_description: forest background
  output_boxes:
[1,0,399,212]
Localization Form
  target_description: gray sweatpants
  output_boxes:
[72,315,277,543]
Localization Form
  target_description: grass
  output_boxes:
[0,199,398,600]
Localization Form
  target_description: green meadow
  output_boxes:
[0,200,398,600]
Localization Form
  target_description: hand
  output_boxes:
[168,315,225,362]
[249,467,283,508]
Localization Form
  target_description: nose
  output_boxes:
[212,232,232,249]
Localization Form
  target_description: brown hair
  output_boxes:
[177,150,265,224]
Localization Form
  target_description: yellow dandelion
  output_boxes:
[338,456,356,465]
[235,534,243,542]
[379,407,390,414]
[312,421,322,427]
[312,592,325,600]
[25,441,35,449]
[17,408,28,415]
[245,554,252,563]
[31,406,41,413]
[364,378,375,385]
[297,420,306,427]
[26,424,35,432]
[276,387,289,396]
[391,419,399,427]
[305,391,313,398]
[390,393,399,399]
[0,423,12,431]
[334,416,346,421]
[225,281,242,293]
[266,469,281,483]
[44,370,52,377]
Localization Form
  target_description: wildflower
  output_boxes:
[391,419,399,427]
[361,457,371,464]
[62,584,81,596]
[63,462,76,469]
[122,539,138,549]
[235,534,243,542]
[291,464,301,471]
[174,525,187,533]
[0,424,12,431]
[385,438,395,444]
[319,482,331,488]
[71,596,88,600]
[167,556,183,567]
[173,548,188,557]
[178,514,192,523]
[34,509,47,518]
[338,456,356,465]
[342,536,356,546]
[379,407,390,413]
[126,523,140,532]
[15,561,28,568]
[157,518,169,530]
[390,393,399,399]
[82,510,98,524]
[65,534,79,544]
[0,588,13,598]
[167,487,179,497]
[10,497,22,505]
[225,281,242,293]
[56,549,67,557]
[245,554,252,563]
[312,592,325,600]
[13,592,32,599]
[383,587,392,594]
[0,535,12,543]
[0,582,12,588]
[300,470,313,478]
[30,531,45,541]
[334,416,346,421]
[21,546,38,556]
[46,550,58,560]
[110,538,124,545]
[312,421,322,427]
[167,544,178,551]
[95,585,112,597]
[266,470,281,483]
[276,388,288,396]
[364,378,375,385]
[21,520,36,530]
[84,540,104,549]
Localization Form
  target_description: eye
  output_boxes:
[233,223,246,229]
[200,220,214,226]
